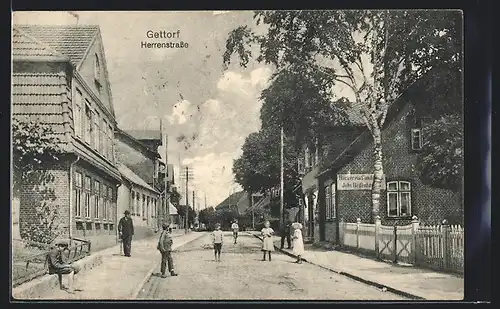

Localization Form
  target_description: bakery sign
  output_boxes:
[337,174,386,190]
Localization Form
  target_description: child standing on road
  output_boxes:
[212,223,224,262]
[292,222,305,263]
[261,221,275,261]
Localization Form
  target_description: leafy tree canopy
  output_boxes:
[416,114,462,192]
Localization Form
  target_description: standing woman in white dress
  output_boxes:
[292,222,305,263]
[261,221,275,261]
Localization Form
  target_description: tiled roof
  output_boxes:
[15,25,99,67]
[215,191,245,210]
[12,28,67,60]
[124,130,162,141]
[12,72,68,142]
[118,162,158,193]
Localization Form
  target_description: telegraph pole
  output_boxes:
[185,167,189,234]
[280,126,284,230]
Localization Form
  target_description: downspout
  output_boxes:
[69,156,80,244]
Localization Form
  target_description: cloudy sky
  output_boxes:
[13,11,275,208]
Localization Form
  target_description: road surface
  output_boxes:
[137,232,406,300]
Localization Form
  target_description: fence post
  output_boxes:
[339,217,345,247]
[374,216,381,258]
[442,219,449,270]
[411,216,419,264]
[392,224,398,264]
[356,218,361,249]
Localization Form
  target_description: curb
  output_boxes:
[249,232,425,301]
[12,236,159,300]
[131,232,206,299]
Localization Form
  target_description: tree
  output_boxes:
[12,119,63,243]
[176,205,196,225]
[199,206,216,226]
[12,118,62,194]
[416,114,462,192]
[170,187,181,206]
[233,125,299,196]
[223,10,461,221]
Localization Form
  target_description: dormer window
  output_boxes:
[409,110,423,151]
[411,128,423,150]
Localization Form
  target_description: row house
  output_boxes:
[12,25,121,247]
[114,129,165,234]
[116,163,161,238]
[298,67,462,244]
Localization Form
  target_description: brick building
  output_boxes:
[12,25,121,247]
[300,68,462,244]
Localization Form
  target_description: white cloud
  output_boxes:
[177,151,242,207]
[213,11,231,16]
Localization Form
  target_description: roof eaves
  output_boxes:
[116,128,161,158]
[13,26,71,62]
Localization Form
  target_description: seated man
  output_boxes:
[47,241,81,293]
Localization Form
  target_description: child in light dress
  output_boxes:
[261,221,274,261]
[292,222,305,263]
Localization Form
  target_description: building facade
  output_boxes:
[300,69,462,244]
[117,163,160,238]
[12,25,122,248]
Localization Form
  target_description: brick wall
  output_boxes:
[18,161,71,240]
[331,102,461,226]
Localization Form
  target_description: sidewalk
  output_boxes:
[249,232,463,300]
[15,231,205,300]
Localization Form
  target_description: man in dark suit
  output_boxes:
[118,210,134,257]
[157,222,178,278]
[280,219,292,249]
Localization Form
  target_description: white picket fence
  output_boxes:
[339,216,464,274]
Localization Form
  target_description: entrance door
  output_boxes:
[308,194,314,238]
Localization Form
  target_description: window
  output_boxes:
[136,192,140,216]
[304,146,310,169]
[325,183,336,220]
[94,112,100,151]
[141,194,146,218]
[94,54,102,93]
[107,186,113,220]
[74,172,83,217]
[131,191,135,215]
[411,128,423,150]
[108,124,114,162]
[103,185,108,220]
[153,199,156,218]
[84,103,92,144]
[102,119,108,158]
[387,181,412,217]
[94,54,101,81]
[84,176,91,218]
[74,89,83,137]
[94,180,100,219]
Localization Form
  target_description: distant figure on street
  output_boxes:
[292,222,305,263]
[231,219,239,244]
[261,220,275,261]
[280,219,292,249]
[157,222,178,277]
[212,223,224,262]
[118,210,134,257]
[47,241,81,293]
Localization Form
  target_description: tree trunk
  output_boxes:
[372,125,384,223]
